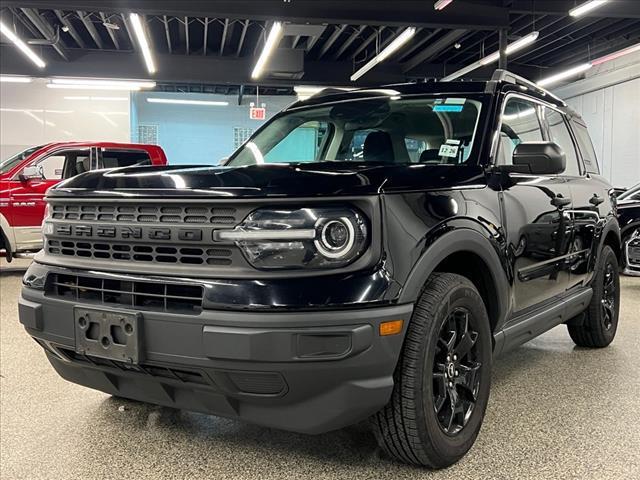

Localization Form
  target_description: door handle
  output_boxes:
[589,194,604,206]
[551,195,571,209]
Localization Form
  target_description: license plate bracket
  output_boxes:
[74,307,143,364]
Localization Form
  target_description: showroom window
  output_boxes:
[263,121,332,163]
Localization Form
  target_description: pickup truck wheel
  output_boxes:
[372,273,492,468]
[567,245,620,348]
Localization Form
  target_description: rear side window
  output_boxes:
[570,120,600,174]
[544,108,581,176]
[100,150,152,169]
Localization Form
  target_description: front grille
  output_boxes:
[628,238,640,265]
[51,204,238,226]
[46,240,233,266]
[46,273,203,314]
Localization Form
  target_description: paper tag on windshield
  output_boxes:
[439,144,459,158]
[444,98,466,105]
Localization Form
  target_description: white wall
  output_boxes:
[0,79,131,160]
[553,51,640,188]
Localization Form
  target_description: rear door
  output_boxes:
[496,95,574,312]
[543,109,607,288]
[96,148,153,169]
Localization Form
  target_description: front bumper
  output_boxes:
[19,273,412,434]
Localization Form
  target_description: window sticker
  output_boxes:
[433,104,464,113]
[444,97,466,105]
[439,143,459,158]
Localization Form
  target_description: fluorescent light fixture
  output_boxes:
[569,0,608,17]
[251,22,283,79]
[293,85,354,100]
[434,0,454,10]
[47,78,155,91]
[351,27,417,81]
[0,21,46,68]
[479,31,540,65]
[536,42,640,88]
[441,31,539,81]
[146,98,229,106]
[0,75,33,83]
[129,13,156,74]
[64,96,128,101]
[591,42,640,65]
[537,63,592,87]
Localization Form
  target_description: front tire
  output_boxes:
[567,245,620,348]
[372,273,492,468]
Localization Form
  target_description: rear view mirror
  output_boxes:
[19,165,43,181]
[512,141,565,175]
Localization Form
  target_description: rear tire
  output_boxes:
[372,273,492,468]
[567,245,620,348]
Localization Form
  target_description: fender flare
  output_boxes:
[598,216,621,257]
[398,228,510,330]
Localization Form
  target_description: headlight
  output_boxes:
[216,207,368,270]
[41,203,53,235]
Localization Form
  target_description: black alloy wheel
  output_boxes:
[432,307,482,435]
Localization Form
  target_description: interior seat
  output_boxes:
[363,131,394,163]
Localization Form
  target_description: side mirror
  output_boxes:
[512,141,566,175]
[19,165,43,182]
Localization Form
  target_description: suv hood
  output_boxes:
[48,163,487,198]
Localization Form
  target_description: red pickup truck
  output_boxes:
[1,142,167,261]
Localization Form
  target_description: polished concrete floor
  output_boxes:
[1,269,639,479]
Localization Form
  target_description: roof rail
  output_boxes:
[491,69,564,104]
[491,68,560,100]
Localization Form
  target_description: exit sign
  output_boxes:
[249,107,266,120]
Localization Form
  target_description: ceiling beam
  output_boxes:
[235,20,249,57]
[1,1,511,29]
[0,45,494,85]
[402,29,467,72]
[317,24,347,59]
[20,8,69,60]
[99,12,120,50]
[508,0,640,18]
[54,10,86,48]
[77,10,104,49]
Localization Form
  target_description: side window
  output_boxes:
[100,150,152,169]
[544,109,581,176]
[263,121,331,163]
[570,120,600,174]
[35,155,65,180]
[60,150,92,179]
[498,98,544,165]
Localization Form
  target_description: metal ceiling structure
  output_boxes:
[1,0,639,92]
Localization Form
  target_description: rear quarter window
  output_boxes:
[570,120,600,174]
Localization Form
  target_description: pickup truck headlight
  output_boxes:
[216,207,368,270]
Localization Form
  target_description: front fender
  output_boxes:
[397,228,510,330]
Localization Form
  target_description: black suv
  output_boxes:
[20,70,621,468]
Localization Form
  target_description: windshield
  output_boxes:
[228,96,485,167]
[0,145,43,174]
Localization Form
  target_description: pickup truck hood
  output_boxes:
[48,163,487,198]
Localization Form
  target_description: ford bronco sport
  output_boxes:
[19,71,621,468]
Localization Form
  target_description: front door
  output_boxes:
[10,148,92,249]
[496,96,574,313]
